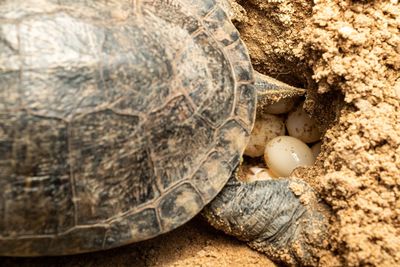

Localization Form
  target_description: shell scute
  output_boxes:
[235,84,256,126]
[158,183,203,231]
[69,110,160,224]
[0,112,74,237]
[105,208,160,247]
[191,151,232,203]
[146,96,215,190]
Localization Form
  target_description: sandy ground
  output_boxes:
[230,0,399,265]
[2,219,276,267]
[3,0,399,266]
[238,0,399,265]
[306,1,399,265]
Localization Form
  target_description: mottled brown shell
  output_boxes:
[0,0,255,255]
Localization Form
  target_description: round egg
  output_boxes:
[246,167,276,182]
[264,136,314,177]
[311,141,322,159]
[244,114,285,157]
[264,97,296,114]
[286,104,321,143]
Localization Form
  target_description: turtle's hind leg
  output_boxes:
[202,173,330,266]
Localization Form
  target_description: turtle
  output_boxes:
[0,0,328,265]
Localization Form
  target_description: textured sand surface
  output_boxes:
[236,0,399,265]
[2,219,276,267]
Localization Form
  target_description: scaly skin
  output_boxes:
[203,174,329,266]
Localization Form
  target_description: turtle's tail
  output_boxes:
[202,174,330,266]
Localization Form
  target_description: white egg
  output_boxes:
[246,167,277,182]
[264,136,314,177]
[311,141,322,159]
[264,97,296,114]
[286,104,321,143]
[244,114,285,157]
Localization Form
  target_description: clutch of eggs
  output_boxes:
[244,99,322,180]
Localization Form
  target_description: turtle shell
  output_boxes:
[0,0,255,255]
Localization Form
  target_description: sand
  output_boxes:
[236,1,399,265]
[2,219,276,267]
[306,1,400,265]
[3,0,399,266]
